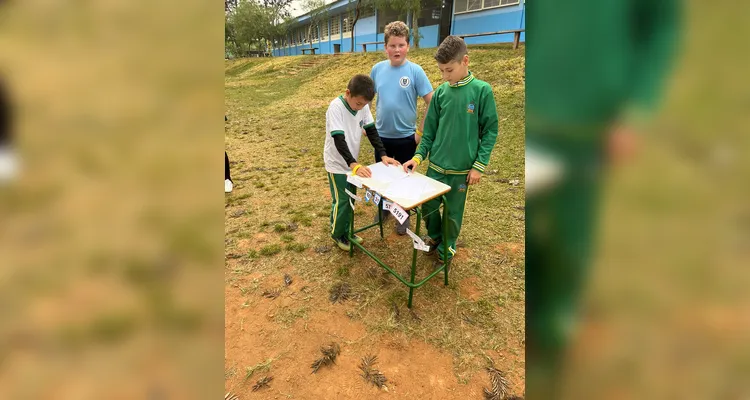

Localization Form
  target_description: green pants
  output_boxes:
[526,131,604,398]
[422,168,469,261]
[327,172,356,240]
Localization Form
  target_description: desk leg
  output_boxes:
[407,207,422,308]
[442,195,450,286]
[349,200,355,258]
[514,32,520,50]
[377,199,384,238]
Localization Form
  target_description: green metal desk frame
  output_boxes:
[347,194,451,308]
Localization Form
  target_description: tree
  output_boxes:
[261,0,294,24]
[225,0,239,13]
[349,0,370,53]
[371,0,440,49]
[226,0,277,56]
[301,0,330,48]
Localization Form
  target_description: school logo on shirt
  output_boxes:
[458,184,467,192]
[399,76,411,88]
[467,103,475,114]
[359,120,364,127]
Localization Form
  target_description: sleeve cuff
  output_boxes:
[472,161,486,173]
[412,154,423,165]
[330,130,345,136]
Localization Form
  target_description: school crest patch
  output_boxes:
[467,103,475,114]
[399,76,411,88]
[458,184,467,192]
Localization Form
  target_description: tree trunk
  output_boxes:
[411,7,420,49]
[350,0,361,53]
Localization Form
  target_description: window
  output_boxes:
[358,6,375,19]
[417,0,442,27]
[320,21,329,39]
[331,15,340,35]
[377,7,404,33]
[311,24,319,41]
[342,11,354,33]
[454,0,519,14]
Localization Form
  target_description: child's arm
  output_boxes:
[362,105,399,166]
[331,134,357,167]
[404,88,440,171]
[474,85,499,174]
[332,135,372,177]
[328,106,372,177]
[363,124,399,166]
[467,85,499,185]
[414,66,434,144]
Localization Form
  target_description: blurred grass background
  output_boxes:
[557,0,750,397]
[0,0,225,398]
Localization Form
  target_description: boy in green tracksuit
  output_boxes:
[525,1,681,397]
[402,36,499,263]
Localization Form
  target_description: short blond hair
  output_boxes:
[384,21,409,45]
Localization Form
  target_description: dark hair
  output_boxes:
[347,74,375,101]
[434,35,468,64]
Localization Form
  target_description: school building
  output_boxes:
[271,0,525,56]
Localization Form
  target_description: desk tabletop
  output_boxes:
[348,162,451,210]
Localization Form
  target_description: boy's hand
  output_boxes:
[607,124,639,165]
[382,156,401,167]
[402,159,417,173]
[467,169,482,185]
[354,164,372,178]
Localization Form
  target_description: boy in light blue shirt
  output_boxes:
[370,21,434,234]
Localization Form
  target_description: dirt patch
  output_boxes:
[454,247,472,263]
[495,242,524,256]
[225,273,497,399]
[459,276,482,301]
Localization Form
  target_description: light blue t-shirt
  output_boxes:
[370,60,433,139]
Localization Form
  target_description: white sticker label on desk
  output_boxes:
[373,192,381,205]
[346,174,363,188]
[364,189,372,203]
[382,200,393,211]
[406,229,430,252]
[345,188,362,201]
[389,203,408,225]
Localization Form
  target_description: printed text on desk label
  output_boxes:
[389,203,408,225]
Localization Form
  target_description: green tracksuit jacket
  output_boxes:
[412,72,499,261]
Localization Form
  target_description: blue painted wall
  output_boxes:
[355,16,377,37]
[452,4,525,45]
[272,2,525,56]
[417,24,440,49]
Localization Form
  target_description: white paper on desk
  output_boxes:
[383,175,428,201]
[346,174,363,188]
[368,162,408,184]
